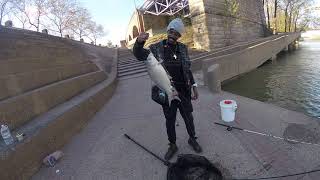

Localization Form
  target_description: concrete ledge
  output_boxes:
[0,58,90,76]
[0,49,86,60]
[0,76,117,180]
[191,39,262,71]
[202,33,300,83]
[0,71,107,131]
[0,36,119,180]
[0,62,99,101]
[191,34,286,62]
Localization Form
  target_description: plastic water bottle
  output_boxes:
[1,125,14,145]
[43,151,64,167]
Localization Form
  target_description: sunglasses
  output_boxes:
[168,29,181,38]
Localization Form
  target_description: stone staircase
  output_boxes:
[116,48,210,81]
[117,48,147,80]
[0,27,117,180]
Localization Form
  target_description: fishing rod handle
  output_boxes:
[214,122,243,131]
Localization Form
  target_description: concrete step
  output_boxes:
[0,49,85,59]
[118,65,146,74]
[118,58,138,64]
[0,72,117,180]
[118,60,143,66]
[118,48,131,53]
[0,58,90,76]
[0,36,69,46]
[6,38,74,49]
[118,56,136,61]
[118,69,148,78]
[0,70,107,131]
[118,61,140,66]
[118,71,148,81]
[0,39,72,48]
[118,50,133,54]
[0,31,71,43]
[0,56,87,63]
[118,63,145,71]
[0,62,98,101]
[118,53,134,59]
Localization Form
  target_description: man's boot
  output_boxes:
[188,137,202,153]
[164,143,178,160]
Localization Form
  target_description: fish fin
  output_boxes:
[158,57,164,64]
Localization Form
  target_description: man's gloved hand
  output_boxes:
[137,32,149,43]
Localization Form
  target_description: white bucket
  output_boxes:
[219,100,237,122]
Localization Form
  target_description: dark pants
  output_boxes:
[162,99,196,144]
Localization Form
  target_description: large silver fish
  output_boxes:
[145,52,179,106]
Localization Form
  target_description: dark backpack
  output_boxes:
[167,154,223,180]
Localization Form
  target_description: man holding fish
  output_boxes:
[133,18,202,160]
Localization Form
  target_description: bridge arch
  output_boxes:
[132,26,139,39]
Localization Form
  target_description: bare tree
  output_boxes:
[294,0,314,31]
[0,0,13,25]
[106,40,113,48]
[283,0,293,32]
[22,0,48,31]
[46,0,78,37]
[87,22,106,45]
[274,0,278,32]
[265,0,271,29]
[12,0,29,28]
[71,7,91,39]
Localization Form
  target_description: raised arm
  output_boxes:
[132,32,150,61]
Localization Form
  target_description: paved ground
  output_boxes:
[32,75,320,180]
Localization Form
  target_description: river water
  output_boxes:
[222,39,320,119]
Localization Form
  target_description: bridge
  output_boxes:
[140,0,189,16]
[125,0,267,50]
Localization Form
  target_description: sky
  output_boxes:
[78,0,145,45]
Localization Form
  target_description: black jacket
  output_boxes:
[132,39,196,86]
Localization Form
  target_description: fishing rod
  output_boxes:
[214,122,320,147]
[124,133,320,180]
[124,134,171,166]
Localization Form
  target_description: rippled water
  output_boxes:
[222,40,320,118]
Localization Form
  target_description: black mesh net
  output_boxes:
[167,154,223,180]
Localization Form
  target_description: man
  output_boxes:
[133,18,202,160]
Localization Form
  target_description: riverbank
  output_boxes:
[223,39,320,119]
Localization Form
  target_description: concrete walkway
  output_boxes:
[32,75,320,180]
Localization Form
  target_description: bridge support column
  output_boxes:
[271,54,277,62]
[189,0,211,51]
[288,41,299,51]
[189,0,266,51]
[294,40,299,49]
